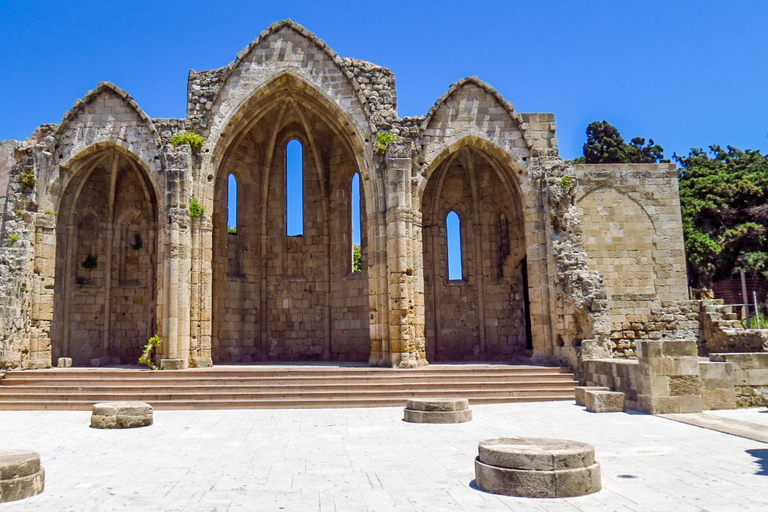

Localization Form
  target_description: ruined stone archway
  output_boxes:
[211,78,372,363]
[421,145,531,362]
[52,148,158,366]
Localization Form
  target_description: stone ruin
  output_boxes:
[2,20,763,413]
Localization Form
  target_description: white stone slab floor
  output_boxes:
[0,402,766,511]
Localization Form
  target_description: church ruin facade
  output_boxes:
[0,21,693,376]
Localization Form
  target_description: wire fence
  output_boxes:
[725,290,768,329]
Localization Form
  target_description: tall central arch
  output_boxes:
[421,144,531,362]
[212,75,371,363]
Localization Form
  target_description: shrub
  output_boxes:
[353,244,362,272]
[139,335,163,370]
[374,132,397,155]
[8,233,19,245]
[171,131,205,151]
[19,169,36,190]
[189,198,205,218]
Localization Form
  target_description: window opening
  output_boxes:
[227,174,237,234]
[351,172,362,272]
[286,139,303,235]
[446,210,462,280]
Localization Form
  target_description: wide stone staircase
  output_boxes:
[0,364,577,410]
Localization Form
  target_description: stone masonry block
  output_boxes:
[574,386,609,406]
[584,391,624,413]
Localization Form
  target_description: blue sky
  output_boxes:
[1,1,766,160]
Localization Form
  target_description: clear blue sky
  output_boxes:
[1,1,766,161]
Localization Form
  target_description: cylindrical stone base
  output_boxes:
[404,398,472,423]
[474,438,601,498]
[0,450,45,503]
[91,401,153,429]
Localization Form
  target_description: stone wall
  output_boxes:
[575,164,689,357]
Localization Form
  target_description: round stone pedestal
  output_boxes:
[0,450,45,503]
[91,401,154,429]
[404,398,472,423]
[474,438,601,498]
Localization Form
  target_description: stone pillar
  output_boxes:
[189,214,213,367]
[636,340,702,414]
[382,142,426,367]
[29,213,56,368]
[157,147,193,368]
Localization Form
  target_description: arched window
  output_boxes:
[286,139,303,236]
[227,174,237,234]
[351,172,362,272]
[446,210,462,280]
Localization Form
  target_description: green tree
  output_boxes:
[574,121,665,164]
[677,146,768,287]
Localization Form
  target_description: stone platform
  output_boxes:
[474,437,601,498]
[0,450,44,503]
[90,402,153,429]
[403,398,472,423]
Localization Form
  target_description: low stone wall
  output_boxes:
[608,300,699,358]
[636,340,702,414]
[698,361,736,410]
[710,353,768,407]
[581,359,640,410]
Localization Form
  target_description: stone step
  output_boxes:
[0,376,577,388]
[0,365,577,410]
[3,366,573,379]
[0,395,574,411]
[0,387,575,401]
[0,380,577,392]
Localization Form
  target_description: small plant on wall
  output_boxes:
[171,131,205,151]
[18,169,36,190]
[139,335,163,370]
[374,132,397,155]
[189,198,205,218]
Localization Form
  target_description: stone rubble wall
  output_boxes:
[699,299,768,354]
[0,139,39,368]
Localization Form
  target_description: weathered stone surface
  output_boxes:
[584,391,624,413]
[574,386,609,406]
[91,401,153,429]
[406,398,469,412]
[477,438,595,471]
[57,357,72,368]
[161,359,184,370]
[403,409,472,424]
[474,438,600,498]
[404,399,471,423]
[0,450,45,503]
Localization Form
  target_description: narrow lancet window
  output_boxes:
[227,174,237,234]
[286,139,304,236]
[446,210,462,280]
[351,172,362,272]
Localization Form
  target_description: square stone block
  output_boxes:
[57,357,72,368]
[584,391,624,413]
[574,386,609,406]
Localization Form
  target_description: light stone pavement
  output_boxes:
[0,402,766,511]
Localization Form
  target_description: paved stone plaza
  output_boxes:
[0,402,766,511]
